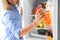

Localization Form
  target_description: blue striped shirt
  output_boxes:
[0,5,23,40]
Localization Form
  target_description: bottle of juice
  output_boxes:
[32,4,51,27]
[42,11,51,27]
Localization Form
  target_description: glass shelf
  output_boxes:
[29,31,47,39]
[29,15,35,17]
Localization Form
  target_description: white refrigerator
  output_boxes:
[19,0,58,40]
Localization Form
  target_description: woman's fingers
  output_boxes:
[35,12,45,22]
[35,11,45,20]
[35,5,42,15]
[35,8,40,15]
[37,13,45,20]
[35,7,44,16]
[36,13,41,17]
[40,13,45,19]
[36,9,45,18]
[35,4,46,22]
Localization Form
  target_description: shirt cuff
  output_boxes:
[13,28,22,39]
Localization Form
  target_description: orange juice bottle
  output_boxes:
[42,11,51,27]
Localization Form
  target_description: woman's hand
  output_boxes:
[20,7,23,15]
[34,5,45,26]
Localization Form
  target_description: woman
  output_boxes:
[0,0,45,40]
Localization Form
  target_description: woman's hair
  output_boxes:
[2,0,19,10]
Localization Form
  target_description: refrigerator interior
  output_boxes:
[19,0,58,40]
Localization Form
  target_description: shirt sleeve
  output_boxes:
[2,11,22,39]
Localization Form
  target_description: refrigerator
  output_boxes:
[19,0,58,40]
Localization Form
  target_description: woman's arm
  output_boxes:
[20,21,36,37]
[19,6,45,37]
